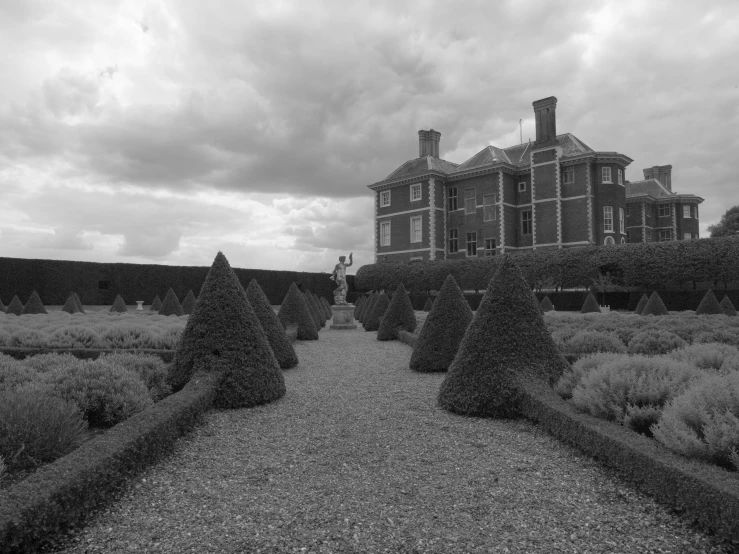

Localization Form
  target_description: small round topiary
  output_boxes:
[73,292,85,314]
[21,290,48,315]
[109,294,128,313]
[580,292,601,314]
[149,295,162,312]
[627,328,687,355]
[720,295,737,317]
[245,279,299,369]
[182,290,197,315]
[422,296,434,312]
[158,288,184,317]
[634,293,649,315]
[61,294,79,314]
[377,283,417,341]
[410,274,472,373]
[278,283,319,340]
[364,293,389,332]
[695,289,723,315]
[641,291,669,316]
[5,295,23,316]
[540,296,554,313]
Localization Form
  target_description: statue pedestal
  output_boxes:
[330,304,357,329]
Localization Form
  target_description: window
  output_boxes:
[447,187,458,211]
[410,183,421,202]
[683,205,691,218]
[563,167,574,184]
[518,181,526,192]
[625,205,631,217]
[692,206,698,219]
[380,190,390,208]
[621,237,626,244]
[521,210,532,235]
[684,232,692,240]
[658,204,670,218]
[604,206,613,232]
[602,167,612,183]
[464,188,476,215]
[380,221,391,246]
[483,194,496,221]
[604,236,615,246]
[410,216,422,243]
[626,230,631,242]
[466,232,477,256]
[448,229,458,253]
[484,238,496,256]
[659,230,672,242]
[617,168,623,185]
[619,208,625,233]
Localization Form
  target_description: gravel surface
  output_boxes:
[45,327,735,553]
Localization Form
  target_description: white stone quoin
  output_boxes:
[330,304,357,329]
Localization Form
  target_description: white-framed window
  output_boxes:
[410,183,421,202]
[380,190,390,207]
[659,230,672,242]
[410,216,422,243]
[521,210,532,235]
[518,181,527,192]
[448,228,458,253]
[604,236,615,246]
[602,167,612,183]
[464,188,476,215]
[484,238,496,256]
[619,207,625,233]
[683,205,691,218]
[658,204,670,218]
[617,168,623,185]
[380,221,391,246]
[447,186,458,211]
[603,206,613,232]
[466,232,477,256]
[483,194,496,222]
[563,167,574,184]
[684,232,692,240]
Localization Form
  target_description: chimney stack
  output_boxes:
[643,165,672,191]
[533,96,557,144]
[418,129,441,158]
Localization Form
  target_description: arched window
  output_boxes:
[620,237,626,244]
[604,236,615,246]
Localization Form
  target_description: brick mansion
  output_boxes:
[368,97,704,262]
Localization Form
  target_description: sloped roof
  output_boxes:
[625,178,675,199]
[380,156,459,183]
[452,146,512,173]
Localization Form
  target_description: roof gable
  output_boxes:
[381,156,459,183]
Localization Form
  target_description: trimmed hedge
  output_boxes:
[364,293,389,332]
[245,279,298,370]
[158,288,184,317]
[5,296,22,316]
[181,290,196,315]
[695,289,723,315]
[149,295,162,312]
[422,297,433,312]
[377,283,416,341]
[278,283,318,341]
[304,291,325,329]
[359,293,376,325]
[721,295,738,317]
[0,348,175,363]
[0,370,221,554]
[318,294,331,319]
[0,296,4,312]
[109,295,127,313]
[61,294,79,315]
[73,292,85,314]
[21,291,47,315]
[634,293,649,315]
[410,274,472,373]
[580,292,601,314]
[642,291,669,316]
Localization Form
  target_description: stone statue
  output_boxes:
[330,252,353,305]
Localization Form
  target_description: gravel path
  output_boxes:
[48,327,734,553]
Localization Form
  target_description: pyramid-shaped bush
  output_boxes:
[355,295,368,322]
[0,296,4,313]
[540,296,554,313]
[167,252,285,408]
[641,290,669,316]
[245,279,298,369]
[158,288,184,316]
[182,290,197,315]
[360,293,378,325]
[410,274,472,373]
[303,290,324,329]
[319,295,332,319]
[364,292,390,332]
[308,292,326,327]
[721,295,737,317]
[6,295,23,316]
[695,289,723,315]
[61,293,80,314]
[438,255,570,418]
[110,294,128,313]
[634,293,649,315]
[149,295,162,312]
[73,292,85,314]
[377,283,417,340]
[21,291,48,315]
[278,283,319,340]
[580,292,601,314]
[423,296,434,312]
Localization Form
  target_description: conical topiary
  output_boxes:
[634,293,649,315]
[150,295,162,312]
[438,255,570,417]
[61,294,79,314]
[278,283,319,340]
[21,291,48,315]
[410,274,472,373]
[361,293,378,325]
[245,279,299,369]
[110,294,128,313]
[377,283,417,340]
[720,295,737,317]
[309,292,326,327]
[422,296,434,312]
[182,290,197,315]
[580,292,601,314]
[540,296,554,313]
[695,289,723,315]
[321,296,333,319]
[641,290,669,316]
[364,292,390,332]
[158,288,184,316]
[73,292,85,314]
[303,290,324,329]
[6,295,23,316]
[355,295,368,322]
[167,252,285,408]
[0,296,4,313]
[313,292,329,321]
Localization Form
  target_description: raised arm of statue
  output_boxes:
[346,252,353,267]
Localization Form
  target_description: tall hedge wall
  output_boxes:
[0,257,348,306]
[354,237,739,293]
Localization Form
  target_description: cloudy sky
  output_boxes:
[1,0,738,275]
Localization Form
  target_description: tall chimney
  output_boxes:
[533,96,557,144]
[643,165,672,190]
[418,129,441,158]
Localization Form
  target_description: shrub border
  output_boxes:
[0,347,176,363]
[0,370,222,554]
